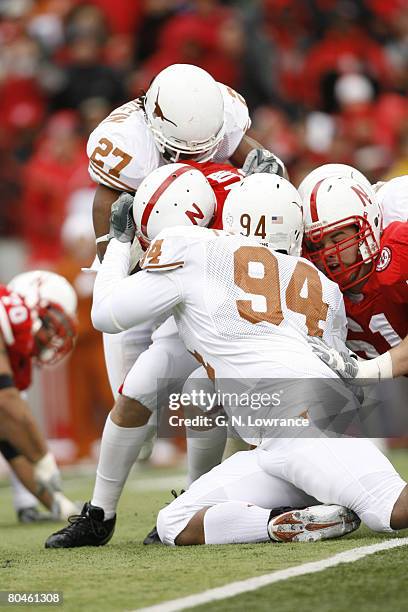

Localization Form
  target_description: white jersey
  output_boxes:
[86,83,250,193]
[92,226,348,382]
[375,176,408,228]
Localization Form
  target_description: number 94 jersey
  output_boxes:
[0,286,33,390]
[139,227,347,377]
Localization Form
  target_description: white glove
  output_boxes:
[51,492,80,521]
[307,336,359,379]
[34,452,62,494]
[242,148,287,178]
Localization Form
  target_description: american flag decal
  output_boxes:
[271,216,283,224]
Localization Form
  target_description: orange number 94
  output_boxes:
[234,246,329,337]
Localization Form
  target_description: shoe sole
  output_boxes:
[268,505,360,543]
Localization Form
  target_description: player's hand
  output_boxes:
[242,148,287,178]
[307,336,359,379]
[33,452,62,495]
[50,492,81,521]
[109,193,136,243]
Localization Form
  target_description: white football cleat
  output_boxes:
[268,504,360,543]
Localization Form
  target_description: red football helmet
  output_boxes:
[8,271,78,365]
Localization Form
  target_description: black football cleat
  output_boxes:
[44,502,116,548]
[143,489,185,545]
[143,525,161,545]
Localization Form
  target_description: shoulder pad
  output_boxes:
[140,226,221,272]
[214,83,251,161]
[377,176,408,227]
[87,102,161,192]
[376,221,408,283]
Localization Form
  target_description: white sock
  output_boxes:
[186,425,227,486]
[9,469,38,511]
[204,501,270,544]
[91,414,151,519]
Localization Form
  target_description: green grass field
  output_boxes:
[1,451,408,611]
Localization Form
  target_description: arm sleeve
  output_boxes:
[91,239,182,333]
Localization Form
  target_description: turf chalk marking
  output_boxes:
[135,537,408,612]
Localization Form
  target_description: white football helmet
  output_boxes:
[144,64,225,163]
[222,173,304,255]
[302,177,382,290]
[8,271,77,365]
[133,162,216,245]
[298,163,372,201]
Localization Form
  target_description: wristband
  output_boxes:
[0,440,20,461]
[355,352,393,382]
[0,373,15,389]
[96,234,110,244]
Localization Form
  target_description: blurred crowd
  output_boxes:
[0,0,407,459]
[1,0,407,253]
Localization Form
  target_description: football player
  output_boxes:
[83,64,284,538]
[87,63,284,407]
[44,159,244,547]
[0,271,79,522]
[300,174,408,360]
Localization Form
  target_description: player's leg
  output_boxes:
[7,458,41,521]
[258,436,408,532]
[157,448,357,546]
[183,367,227,486]
[91,324,157,517]
[45,320,196,548]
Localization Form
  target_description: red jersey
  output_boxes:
[185,161,243,229]
[344,222,408,358]
[0,286,34,390]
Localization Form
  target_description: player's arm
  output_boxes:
[92,197,183,333]
[307,334,408,383]
[387,334,408,377]
[230,134,264,167]
[0,334,46,461]
[231,135,288,179]
[93,184,128,262]
[0,334,62,493]
[92,239,182,333]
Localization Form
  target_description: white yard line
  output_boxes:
[135,537,408,612]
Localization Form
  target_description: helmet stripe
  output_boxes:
[140,165,192,237]
[309,179,325,223]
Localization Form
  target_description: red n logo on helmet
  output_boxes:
[351,185,372,207]
[185,203,205,225]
